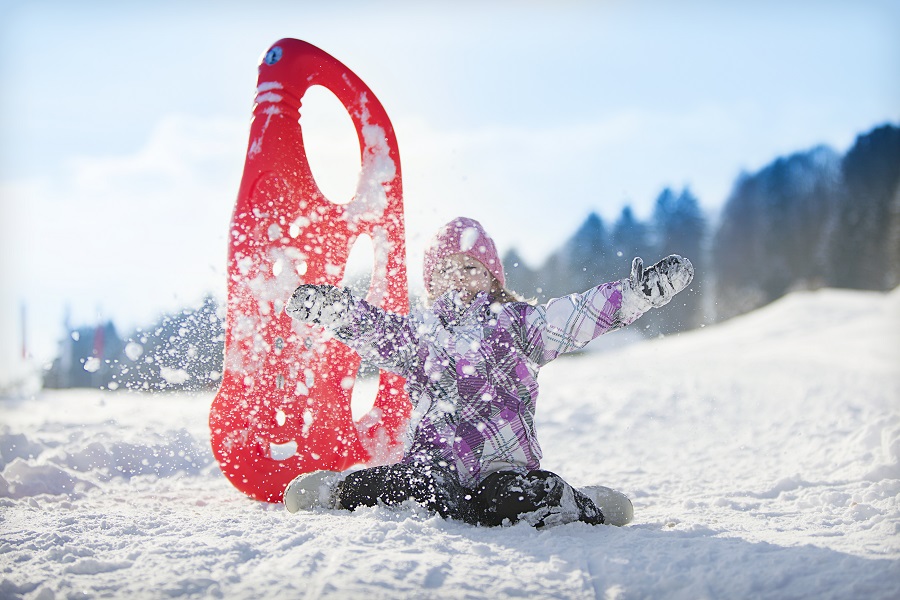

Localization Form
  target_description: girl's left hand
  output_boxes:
[628,255,694,308]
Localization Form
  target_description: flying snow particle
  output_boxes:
[125,342,144,361]
[160,367,190,385]
[460,227,479,252]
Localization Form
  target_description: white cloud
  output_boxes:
[1,115,247,378]
[68,114,246,199]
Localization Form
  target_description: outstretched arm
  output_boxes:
[286,284,420,378]
[519,255,693,365]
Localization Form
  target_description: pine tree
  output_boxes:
[648,188,707,333]
[611,205,651,274]
[888,185,900,289]
[713,146,841,320]
[825,124,900,289]
[559,212,613,293]
[115,296,225,392]
[713,172,768,320]
[502,248,539,300]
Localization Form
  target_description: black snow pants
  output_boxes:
[337,462,604,527]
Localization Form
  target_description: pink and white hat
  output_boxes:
[423,217,506,290]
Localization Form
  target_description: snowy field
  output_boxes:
[2,287,899,599]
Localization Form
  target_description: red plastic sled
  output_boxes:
[210,39,411,502]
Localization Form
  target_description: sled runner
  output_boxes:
[210,39,411,502]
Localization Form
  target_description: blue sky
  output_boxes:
[1,0,898,383]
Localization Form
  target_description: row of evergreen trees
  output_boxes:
[505,123,899,329]
[44,296,224,392]
[504,186,707,336]
[43,123,899,390]
[714,124,899,319]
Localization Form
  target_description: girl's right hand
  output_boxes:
[286,284,352,326]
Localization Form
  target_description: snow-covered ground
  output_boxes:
[2,287,898,599]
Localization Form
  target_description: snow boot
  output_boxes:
[283,470,344,513]
[580,486,634,526]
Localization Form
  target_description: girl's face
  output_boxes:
[429,253,495,304]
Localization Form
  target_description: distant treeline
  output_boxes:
[506,122,899,332]
[43,296,224,392]
[43,123,899,390]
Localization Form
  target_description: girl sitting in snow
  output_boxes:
[284,217,693,527]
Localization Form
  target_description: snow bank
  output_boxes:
[0,391,213,504]
[1,288,898,599]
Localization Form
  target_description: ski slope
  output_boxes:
[2,287,898,599]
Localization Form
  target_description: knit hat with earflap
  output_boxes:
[423,217,506,292]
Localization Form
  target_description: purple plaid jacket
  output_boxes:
[333,281,643,487]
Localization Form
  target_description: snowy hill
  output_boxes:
[1,288,898,599]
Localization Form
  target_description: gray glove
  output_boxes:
[627,255,694,309]
[286,284,353,328]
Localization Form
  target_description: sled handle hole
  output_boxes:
[270,440,297,461]
[299,85,361,206]
[341,233,375,298]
